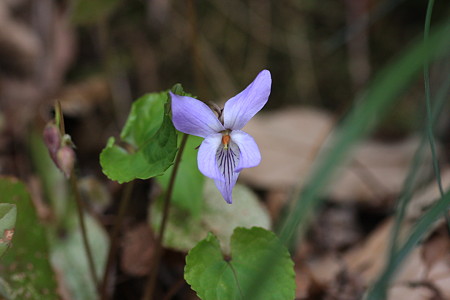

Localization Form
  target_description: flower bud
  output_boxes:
[43,124,61,154]
[43,124,61,164]
[56,146,75,178]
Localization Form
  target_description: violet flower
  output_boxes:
[170,70,271,203]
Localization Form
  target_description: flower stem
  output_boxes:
[142,134,189,300]
[70,171,100,291]
[100,181,134,300]
[56,100,100,292]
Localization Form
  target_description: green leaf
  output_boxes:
[100,92,178,183]
[0,177,59,299]
[141,111,178,171]
[171,83,193,97]
[120,93,167,148]
[185,227,295,300]
[153,84,201,214]
[149,180,271,253]
[71,0,120,25]
[0,204,16,258]
[156,135,205,216]
[100,137,166,183]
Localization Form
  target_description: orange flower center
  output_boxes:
[222,134,231,149]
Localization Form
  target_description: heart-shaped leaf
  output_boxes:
[100,92,178,183]
[184,227,295,300]
[120,93,167,148]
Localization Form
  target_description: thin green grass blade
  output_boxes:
[240,20,450,300]
[422,0,449,232]
[386,74,450,258]
[279,20,450,245]
[364,3,450,298]
[365,189,450,300]
[367,62,450,300]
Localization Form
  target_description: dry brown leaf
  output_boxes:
[308,255,342,285]
[394,249,427,283]
[310,205,362,251]
[308,220,450,300]
[306,256,366,300]
[241,108,436,206]
[343,219,393,284]
[265,189,291,222]
[120,223,155,276]
[421,228,450,275]
[388,254,450,300]
[432,267,450,300]
[323,269,365,300]
[241,107,334,189]
[388,285,436,300]
[342,221,448,288]
[406,169,450,223]
[295,265,314,300]
[327,136,431,205]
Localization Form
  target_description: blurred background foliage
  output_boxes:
[1,0,450,299]
[1,0,449,144]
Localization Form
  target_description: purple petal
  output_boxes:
[214,177,239,204]
[171,92,225,138]
[223,70,271,130]
[198,133,224,181]
[214,142,240,203]
[230,130,261,172]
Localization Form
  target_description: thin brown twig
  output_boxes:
[59,100,99,291]
[100,181,135,300]
[142,134,189,300]
[70,171,100,292]
[352,158,392,199]
[162,278,186,300]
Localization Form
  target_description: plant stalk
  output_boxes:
[100,181,135,300]
[70,171,100,291]
[142,134,189,300]
[56,100,100,293]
